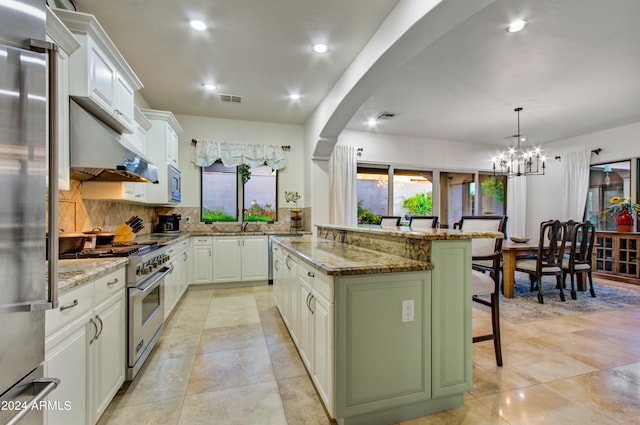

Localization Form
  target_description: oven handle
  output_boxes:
[131,265,173,297]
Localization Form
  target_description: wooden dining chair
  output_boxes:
[408,215,438,229]
[379,216,401,227]
[515,220,567,304]
[562,220,596,299]
[458,215,507,367]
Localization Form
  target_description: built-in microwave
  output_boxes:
[169,165,181,203]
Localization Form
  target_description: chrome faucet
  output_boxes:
[242,221,249,232]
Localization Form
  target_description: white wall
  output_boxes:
[334,122,640,238]
[525,120,640,238]
[338,129,496,171]
[174,114,305,209]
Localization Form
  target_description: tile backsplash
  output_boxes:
[57,179,157,235]
[56,179,311,235]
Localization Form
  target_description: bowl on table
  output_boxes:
[509,236,531,243]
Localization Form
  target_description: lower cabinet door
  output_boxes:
[93,293,125,422]
[298,281,313,369]
[213,237,242,282]
[45,318,90,425]
[312,294,334,413]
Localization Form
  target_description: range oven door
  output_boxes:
[127,265,172,379]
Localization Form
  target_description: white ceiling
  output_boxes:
[70,0,640,149]
[70,0,400,124]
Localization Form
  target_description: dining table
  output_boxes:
[502,239,586,297]
[502,239,540,298]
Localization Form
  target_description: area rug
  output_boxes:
[474,272,640,323]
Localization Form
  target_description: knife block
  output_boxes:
[113,223,135,242]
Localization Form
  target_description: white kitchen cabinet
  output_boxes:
[45,266,126,425]
[212,235,268,283]
[164,239,190,319]
[141,109,183,205]
[212,237,243,282]
[242,236,269,280]
[122,106,151,155]
[92,291,125,420]
[297,260,334,412]
[81,180,147,204]
[53,9,142,134]
[45,311,91,425]
[192,237,213,284]
[46,7,80,191]
[311,291,333,409]
[298,279,313,369]
[166,124,179,167]
[115,73,135,131]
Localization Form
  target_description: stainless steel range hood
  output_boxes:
[70,100,158,183]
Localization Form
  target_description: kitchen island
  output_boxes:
[271,224,501,425]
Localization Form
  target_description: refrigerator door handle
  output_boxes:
[46,40,60,310]
[4,377,60,425]
[0,300,54,313]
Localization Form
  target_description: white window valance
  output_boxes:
[194,140,287,170]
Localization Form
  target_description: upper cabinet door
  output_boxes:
[115,74,135,131]
[54,9,143,135]
[88,43,117,112]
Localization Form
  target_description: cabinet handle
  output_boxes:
[183,252,188,262]
[107,278,119,287]
[89,318,99,344]
[307,271,315,278]
[209,249,212,257]
[95,315,104,340]
[59,299,78,311]
[308,293,316,314]
[305,292,312,312]
[285,256,291,270]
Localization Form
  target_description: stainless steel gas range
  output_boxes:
[62,241,172,380]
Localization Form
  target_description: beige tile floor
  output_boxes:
[98,284,640,425]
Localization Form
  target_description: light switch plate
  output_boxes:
[402,299,415,322]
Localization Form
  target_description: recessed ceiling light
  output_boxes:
[506,19,528,33]
[289,93,301,100]
[312,43,328,53]
[190,19,207,31]
[202,83,217,91]
[367,118,377,127]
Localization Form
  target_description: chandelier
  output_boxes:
[491,107,546,177]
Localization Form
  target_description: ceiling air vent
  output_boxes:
[376,111,396,120]
[220,93,242,103]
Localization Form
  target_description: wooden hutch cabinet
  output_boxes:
[593,231,640,284]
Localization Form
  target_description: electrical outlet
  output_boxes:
[402,299,414,322]
[185,216,191,224]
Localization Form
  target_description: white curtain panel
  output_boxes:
[561,150,591,221]
[329,145,358,225]
[506,176,527,238]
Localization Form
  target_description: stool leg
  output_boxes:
[491,292,503,367]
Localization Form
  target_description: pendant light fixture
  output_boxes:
[491,107,546,177]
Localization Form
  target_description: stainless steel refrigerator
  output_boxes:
[0,1,61,424]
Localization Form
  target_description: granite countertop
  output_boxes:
[272,236,433,276]
[317,224,503,240]
[137,231,311,247]
[55,258,128,295]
